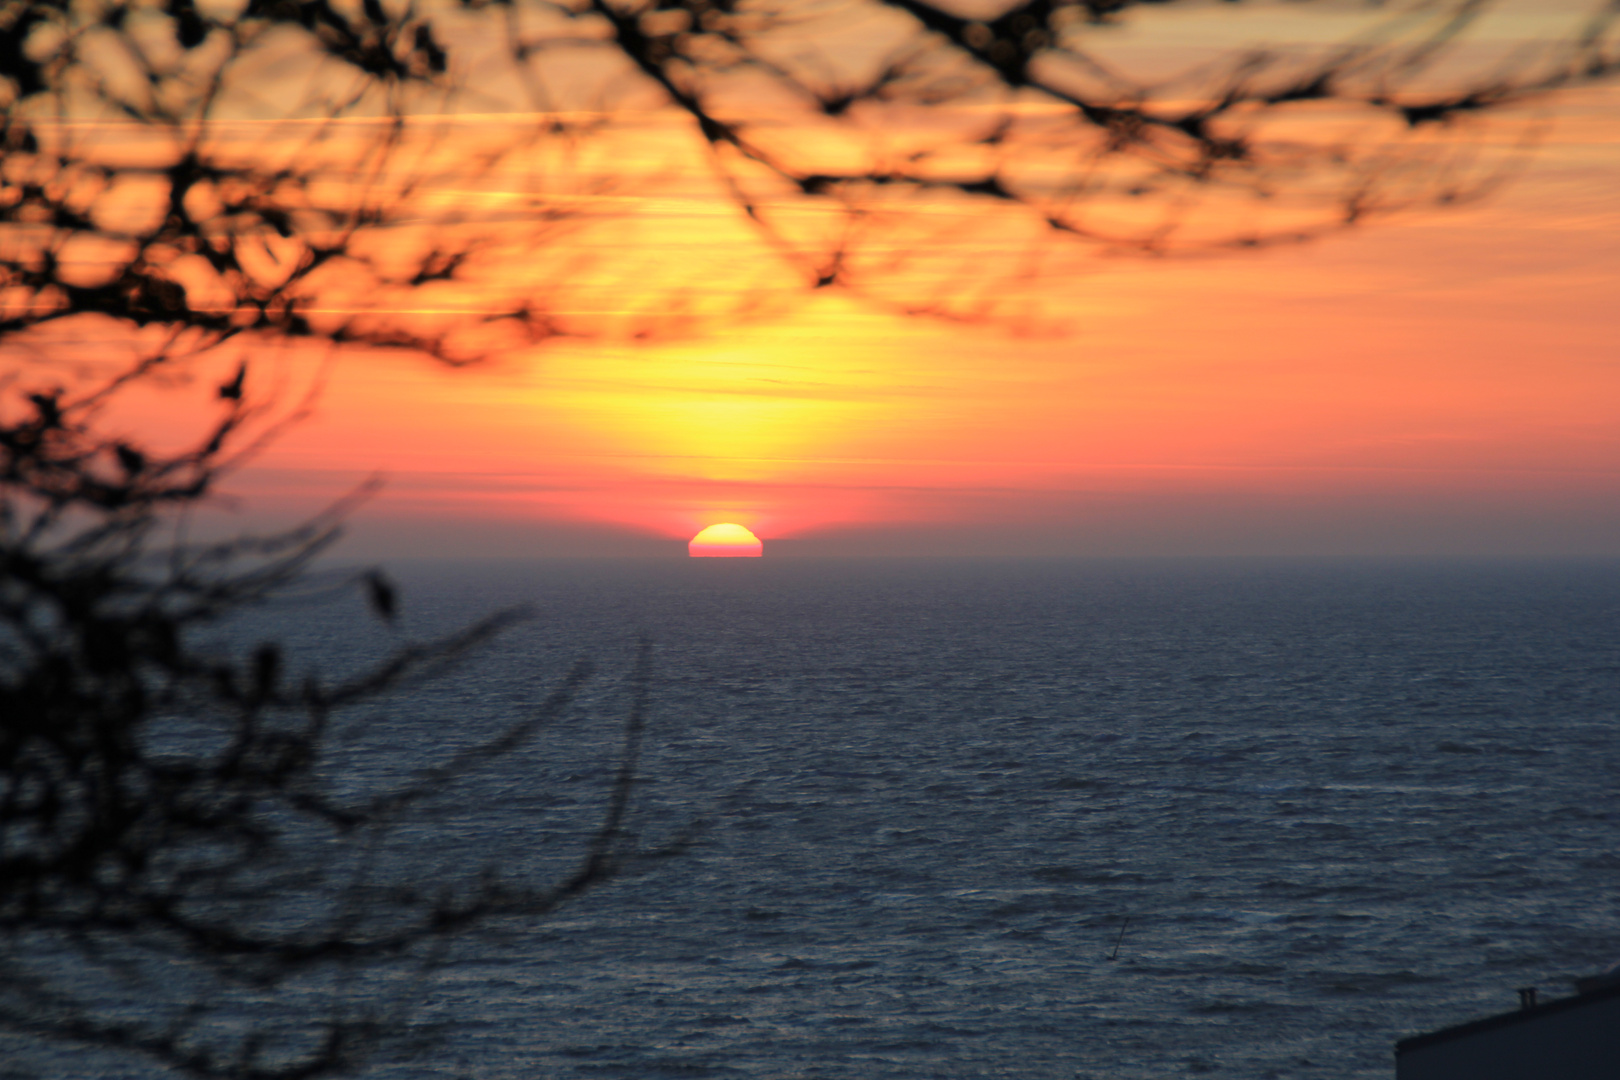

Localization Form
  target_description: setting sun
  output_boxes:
[689,523,764,557]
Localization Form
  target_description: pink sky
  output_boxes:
[25,1,1603,560]
[195,80,1620,560]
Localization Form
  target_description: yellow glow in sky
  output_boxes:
[44,8,1619,560]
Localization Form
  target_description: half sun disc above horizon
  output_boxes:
[689,523,763,557]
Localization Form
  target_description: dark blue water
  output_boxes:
[15,559,1620,1078]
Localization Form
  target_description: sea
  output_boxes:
[13,558,1620,1079]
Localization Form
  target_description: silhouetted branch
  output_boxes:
[4,0,1617,1074]
[0,353,651,1074]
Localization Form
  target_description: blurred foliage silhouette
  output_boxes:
[2,0,1617,1075]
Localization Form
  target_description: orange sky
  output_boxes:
[41,5,1620,559]
[204,83,1620,559]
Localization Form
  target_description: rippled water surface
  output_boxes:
[30,559,1620,1078]
[338,558,1619,1080]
